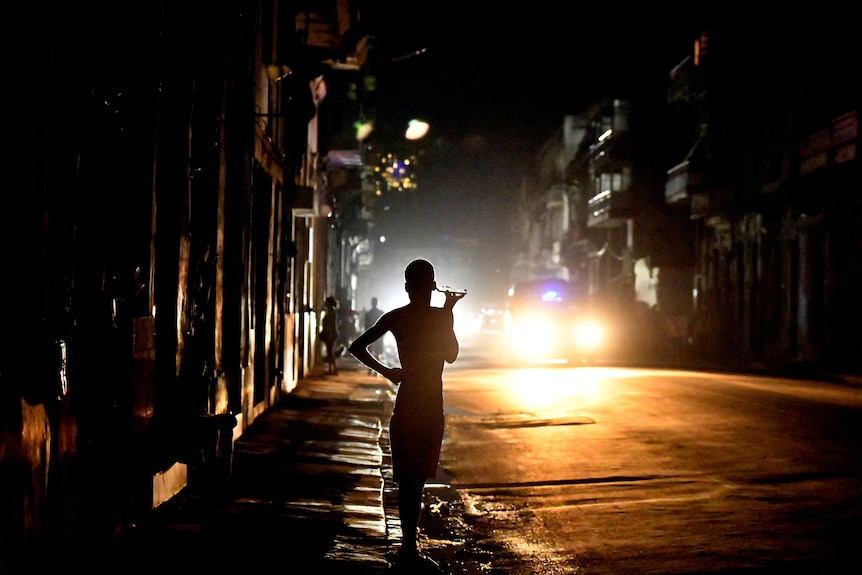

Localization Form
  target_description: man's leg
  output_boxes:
[397,477,425,557]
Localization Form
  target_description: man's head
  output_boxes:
[404,259,436,294]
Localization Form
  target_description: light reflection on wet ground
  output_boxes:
[95,366,502,574]
[460,414,596,428]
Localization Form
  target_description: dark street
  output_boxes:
[4,2,859,574]
[74,337,862,575]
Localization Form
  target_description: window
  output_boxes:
[594,167,631,196]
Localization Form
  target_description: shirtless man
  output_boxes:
[349,259,465,567]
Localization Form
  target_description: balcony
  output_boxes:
[665,160,707,204]
[587,189,633,228]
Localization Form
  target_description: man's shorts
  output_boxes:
[389,409,444,482]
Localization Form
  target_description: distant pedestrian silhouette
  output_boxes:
[320,296,339,375]
[336,304,358,356]
[363,297,386,373]
[349,259,465,570]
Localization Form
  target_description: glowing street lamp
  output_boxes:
[404,119,429,140]
[354,120,373,141]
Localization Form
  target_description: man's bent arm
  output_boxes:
[349,321,402,383]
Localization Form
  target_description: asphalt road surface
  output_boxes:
[421,332,862,575]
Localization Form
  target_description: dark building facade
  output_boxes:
[2,1,378,570]
[664,17,860,367]
[514,9,859,368]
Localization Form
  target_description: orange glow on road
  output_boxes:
[506,367,606,412]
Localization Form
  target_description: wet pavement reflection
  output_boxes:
[90,358,494,574]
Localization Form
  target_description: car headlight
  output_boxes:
[510,316,555,355]
[574,319,603,350]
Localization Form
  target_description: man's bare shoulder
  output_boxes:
[380,304,410,324]
[385,304,451,326]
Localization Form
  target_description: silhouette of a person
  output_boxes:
[320,296,339,375]
[363,297,386,372]
[336,304,358,355]
[349,259,465,567]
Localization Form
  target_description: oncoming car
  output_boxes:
[478,305,505,333]
[504,278,607,365]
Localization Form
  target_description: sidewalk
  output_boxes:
[104,356,403,574]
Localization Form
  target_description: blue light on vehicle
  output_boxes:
[541,289,561,302]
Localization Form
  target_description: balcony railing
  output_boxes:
[665,159,711,204]
[587,189,633,228]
